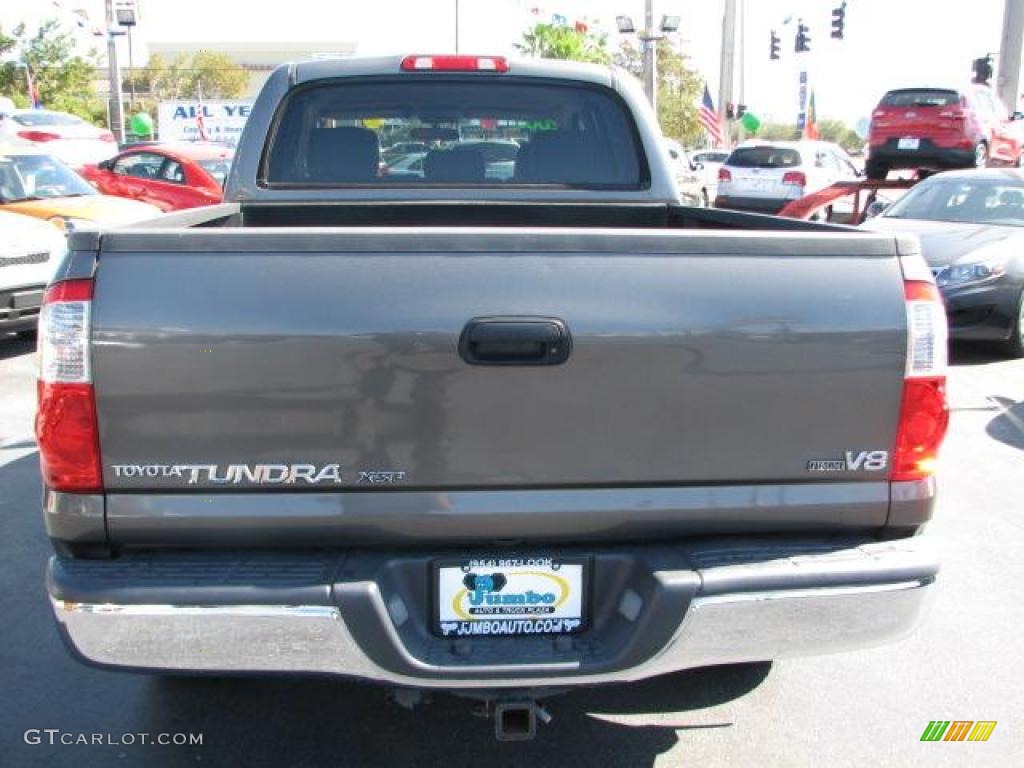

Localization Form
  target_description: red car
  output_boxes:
[80,142,234,211]
[866,84,1024,179]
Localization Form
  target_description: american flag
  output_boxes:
[698,85,723,146]
[25,66,41,109]
[195,82,208,141]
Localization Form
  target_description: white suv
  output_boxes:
[0,211,66,336]
[715,140,860,215]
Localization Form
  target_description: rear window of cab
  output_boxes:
[726,147,802,169]
[262,79,648,189]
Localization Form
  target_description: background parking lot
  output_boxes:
[1,336,1021,767]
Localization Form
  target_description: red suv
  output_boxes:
[866,85,1024,179]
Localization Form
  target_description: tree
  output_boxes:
[518,22,611,64]
[815,119,863,151]
[757,122,801,141]
[184,51,249,98]
[0,26,15,61]
[616,40,703,144]
[126,52,249,100]
[755,119,863,151]
[0,20,103,122]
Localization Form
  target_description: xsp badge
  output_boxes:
[807,451,889,472]
[110,463,354,485]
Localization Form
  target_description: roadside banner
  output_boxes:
[803,88,820,139]
[157,101,253,145]
[797,70,808,133]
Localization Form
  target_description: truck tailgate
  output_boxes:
[91,227,906,500]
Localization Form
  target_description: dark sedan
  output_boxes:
[864,168,1024,357]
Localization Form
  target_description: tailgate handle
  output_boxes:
[459,317,571,366]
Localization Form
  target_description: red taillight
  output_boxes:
[43,280,94,304]
[892,278,949,481]
[718,167,732,182]
[36,381,102,492]
[35,279,102,493]
[782,171,807,187]
[99,131,116,142]
[17,130,61,142]
[400,55,509,72]
[892,377,948,481]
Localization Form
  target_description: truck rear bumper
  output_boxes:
[868,140,976,170]
[49,535,937,689]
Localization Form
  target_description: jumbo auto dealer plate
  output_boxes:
[435,557,587,637]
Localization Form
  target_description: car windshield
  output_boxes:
[12,111,84,127]
[883,177,1024,227]
[0,153,96,202]
[726,146,802,168]
[694,151,728,163]
[199,156,235,186]
[265,79,645,188]
[389,153,426,170]
[382,142,429,161]
[880,89,960,108]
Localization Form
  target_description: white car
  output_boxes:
[715,140,860,215]
[665,140,711,207]
[0,210,67,336]
[690,149,729,203]
[0,109,118,168]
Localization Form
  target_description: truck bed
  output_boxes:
[111,199,849,231]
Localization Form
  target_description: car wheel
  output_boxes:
[974,142,989,168]
[1001,289,1024,358]
[865,161,888,180]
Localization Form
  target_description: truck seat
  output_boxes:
[307,127,380,183]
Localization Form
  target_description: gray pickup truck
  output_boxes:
[38,55,950,740]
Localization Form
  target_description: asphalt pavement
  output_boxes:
[1,334,1021,767]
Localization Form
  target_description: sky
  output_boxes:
[1,0,1014,126]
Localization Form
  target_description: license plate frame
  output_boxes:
[897,137,920,150]
[433,556,589,638]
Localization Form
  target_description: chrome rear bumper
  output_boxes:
[49,536,937,689]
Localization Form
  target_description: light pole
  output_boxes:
[104,0,126,143]
[998,0,1024,112]
[115,5,138,109]
[616,2,680,111]
[6,62,38,108]
[718,0,736,143]
[454,0,460,54]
